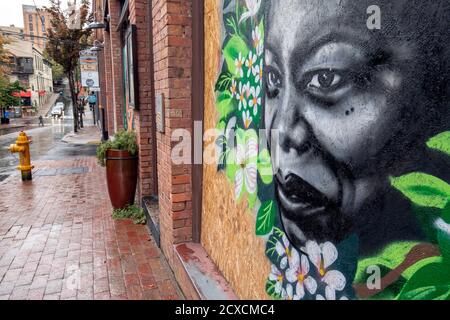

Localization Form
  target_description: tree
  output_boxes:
[0,33,24,120]
[44,0,93,132]
[0,77,25,119]
[0,34,11,77]
[43,51,65,82]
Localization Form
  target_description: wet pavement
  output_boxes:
[0,98,97,180]
[0,94,182,300]
[0,158,182,300]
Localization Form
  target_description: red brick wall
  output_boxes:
[102,28,114,135]
[107,0,125,133]
[95,0,196,296]
[152,0,193,265]
[96,0,156,198]
[128,0,157,198]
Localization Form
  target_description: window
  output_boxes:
[41,16,46,33]
[29,23,33,31]
[124,25,139,109]
[119,0,127,11]
[28,15,33,23]
[127,30,135,106]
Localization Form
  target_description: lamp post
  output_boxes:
[84,12,107,139]
[88,44,108,141]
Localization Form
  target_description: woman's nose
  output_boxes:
[278,100,312,156]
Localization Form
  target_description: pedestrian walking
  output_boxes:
[88,92,97,111]
[38,115,44,127]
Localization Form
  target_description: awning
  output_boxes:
[12,91,32,98]
[38,90,46,96]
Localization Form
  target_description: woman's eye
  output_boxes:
[307,70,342,90]
[266,67,282,99]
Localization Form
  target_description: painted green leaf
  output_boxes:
[437,229,450,265]
[399,286,450,300]
[216,90,236,120]
[259,17,265,43]
[258,149,273,185]
[436,207,450,263]
[355,242,420,283]
[390,173,450,209]
[427,131,450,156]
[397,262,450,300]
[216,120,226,131]
[256,200,276,236]
[247,192,258,209]
[223,35,249,77]
[225,149,237,182]
[265,227,286,266]
[215,72,233,92]
[402,256,443,280]
[265,280,282,300]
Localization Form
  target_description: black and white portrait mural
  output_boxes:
[214,0,450,300]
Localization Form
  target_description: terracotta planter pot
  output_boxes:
[106,149,138,209]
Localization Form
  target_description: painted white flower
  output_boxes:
[253,60,263,84]
[252,26,263,56]
[242,110,253,129]
[268,265,284,296]
[248,86,261,116]
[234,53,244,78]
[245,52,256,78]
[316,286,349,300]
[237,82,248,111]
[234,132,258,199]
[285,249,317,299]
[275,235,295,269]
[306,241,346,294]
[240,0,262,24]
[245,81,251,98]
[230,79,237,98]
[282,283,305,301]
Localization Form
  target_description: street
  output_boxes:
[0,99,96,181]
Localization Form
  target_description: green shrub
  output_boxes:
[96,130,138,166]
[112,204,146,225]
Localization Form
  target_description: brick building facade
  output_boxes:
[93,0,222,299]
[22,5,53,50]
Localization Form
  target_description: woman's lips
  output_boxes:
[276,173,331,217]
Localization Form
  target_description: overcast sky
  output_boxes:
[0,0,51,28]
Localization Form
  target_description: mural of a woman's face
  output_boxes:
[265,0,450,253]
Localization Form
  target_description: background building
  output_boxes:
[0,25,25,41]
[1,29,53,115]
[22,5,52,50]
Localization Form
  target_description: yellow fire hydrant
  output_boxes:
[9,131,34,181]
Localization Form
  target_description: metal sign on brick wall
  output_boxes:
[80,51,99,88]
[155,93,165,133]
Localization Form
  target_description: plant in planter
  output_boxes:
[97,130,139,209]
[112,204,146,225]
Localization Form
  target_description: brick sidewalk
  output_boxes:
[0,157,183,300]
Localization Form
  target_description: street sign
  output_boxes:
[80,53,99,87]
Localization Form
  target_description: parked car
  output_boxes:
[51,105,64,118]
